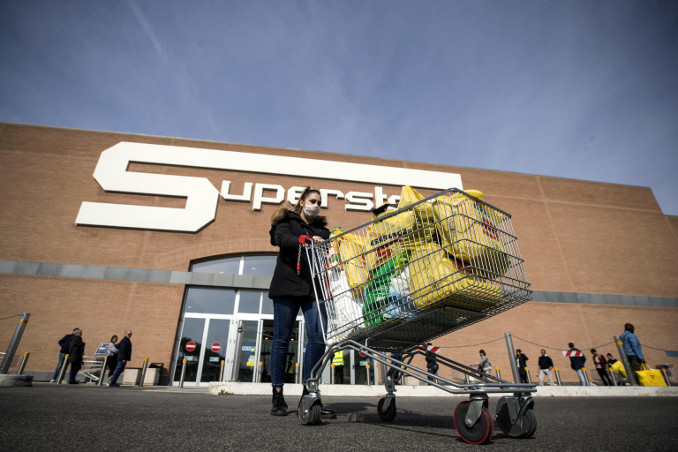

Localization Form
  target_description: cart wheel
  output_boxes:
[453,401,494,445]
[495,398,537,438]
[377,397,397,422]
[298,397,322,425]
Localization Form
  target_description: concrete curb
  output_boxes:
[0,374,33,387]
[209,382,678,397]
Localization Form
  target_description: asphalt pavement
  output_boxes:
[1,383,677,451]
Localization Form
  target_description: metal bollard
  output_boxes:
[139,358,149,387]
[495,366,501,379]
[179,358,187,388]
[554,367,562,386]
[17,352,30,375]
[330,364,335,384]
[615,336,638,386]
[661,369,671,387]
[0,313,31,374]
[464,373,470,384]
[525,367,532,384]
[57,354,70,384]
[582,367,590,386]
[219,360,225,382]
[366,362,371,386]
[98,356,108,386]
[504,332,521,383]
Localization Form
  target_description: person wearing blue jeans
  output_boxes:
[568,342,587,386]
[109,330,132,387]
[267,187,335,419]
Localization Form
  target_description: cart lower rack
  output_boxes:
[300,188,536,444]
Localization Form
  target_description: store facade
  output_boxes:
[1,123,676,385]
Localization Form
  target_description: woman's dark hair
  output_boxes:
[111,335,118,342]
[293,186,321,214]
[479,349,485,355]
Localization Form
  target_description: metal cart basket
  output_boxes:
[299,188,537,444]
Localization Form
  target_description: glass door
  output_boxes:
[173,318,205,383]
[259,319,300,384]
[200,319,230,382]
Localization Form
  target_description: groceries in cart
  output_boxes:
[310,185,524,345]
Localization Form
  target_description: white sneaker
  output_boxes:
[50,379,56,383]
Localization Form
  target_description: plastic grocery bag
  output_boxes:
[330,228,370,296]
[364,186,436,271]
[431,190,510,275]
[382,265,416,322]
[407,242,500,310]
[636,364,668,387]
[324,267,365,344]
[609,360,627,378]
[363,253,409,327]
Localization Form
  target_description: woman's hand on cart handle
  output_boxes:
[298,235,324,244]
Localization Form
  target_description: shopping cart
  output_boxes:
[298,188,537,444]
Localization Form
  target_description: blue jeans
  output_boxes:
[270,296,326,388]
[51,352,68,380]
[575,369,587,386]
[109,360,127,384]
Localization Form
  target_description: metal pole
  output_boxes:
[495,366,501,379]
[582,367,590,386]
[98,356,108,386]
[139,357,149,387]
[660,369,671,387]
[366,361,371,386]
[57,354,70,384]
[219,360,225,382]
[609,368,618,386]
[525,367,532,384]
[554,367,562,386]
[504,332,520,383]
[330,364,335,384]
[615,336,638,386]
[179,358,187,388]
[0,313,30,374]
[231,323,244,382]
[17,352,30,375]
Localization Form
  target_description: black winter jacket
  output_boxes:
[268,208,330,299]
[68,336,85,363]
[117,336,132,362]
[569,348,586,370]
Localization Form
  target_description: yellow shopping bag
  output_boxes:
[407,242,500,311]
[609,360,627,378]
[364,186,436,271]
[331,228,370,296]
[431,190,510,275]
[636,364,668,387]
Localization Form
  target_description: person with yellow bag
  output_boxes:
[620,323,645,372]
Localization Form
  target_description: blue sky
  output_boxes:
[2,0,677,214]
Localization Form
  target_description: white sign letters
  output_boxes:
[76,142,463,232]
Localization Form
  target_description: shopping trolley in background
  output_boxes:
[299,187,536,444]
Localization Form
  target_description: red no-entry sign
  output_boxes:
[185,341,196,352]
[211,342,221,353]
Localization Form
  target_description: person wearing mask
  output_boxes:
[516,349,529,383]
[568,342,587,385]
[590,348,612,386]
[268,187,335,419]
[537,349,556,386]
[67,329,85,384]
[50,328,78,383]
[620,323,645,372]
[109,330,132,387]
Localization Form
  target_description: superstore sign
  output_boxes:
[76,142,463,232]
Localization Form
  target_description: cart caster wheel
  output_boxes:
[453,401,494,445]
[377,397,397,422]
[298,396,321,425]
[495,397,537,438]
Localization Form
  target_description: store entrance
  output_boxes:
[258,319,300,384]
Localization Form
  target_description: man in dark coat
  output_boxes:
[516,349,529,383]
[109,330,132,387]
[568,342,587,385]
[67,329,85,384]
[51,328,78,382]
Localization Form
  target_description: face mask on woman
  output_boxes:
[303,204,320,219]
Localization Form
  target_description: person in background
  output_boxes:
[516,349,529,383]
[473,349,492,376]
[425,343,439,381]
[568,342,587,385]
[332,350,345,384]
[267,187,335,419]
[109,330,132,387]
[620,323,645,372]
[591,348,612,386]
[106,335,119,379]
[537,349,556,386]
[67,329,85,384]
[50,328,77,383]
